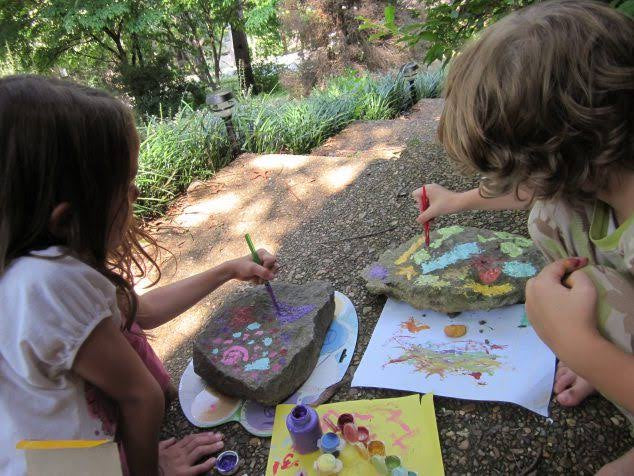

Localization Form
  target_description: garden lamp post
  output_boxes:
[207,90,240,158]
[401,62,420,106]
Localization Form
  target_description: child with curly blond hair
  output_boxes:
[412,1,634,472]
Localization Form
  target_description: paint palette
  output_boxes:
[179,291,358,436]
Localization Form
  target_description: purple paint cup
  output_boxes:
[286,404,323,454]
[215,450,239,475]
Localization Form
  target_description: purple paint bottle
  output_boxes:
[286,404,323,454]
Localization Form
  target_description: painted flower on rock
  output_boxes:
[221,345,249,366]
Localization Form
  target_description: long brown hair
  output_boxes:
[0,75,159,328]
[438,0,634,201]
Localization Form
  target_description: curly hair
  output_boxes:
[0,75,160,329]
[438,0,634,201]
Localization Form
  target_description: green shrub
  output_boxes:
[414,68,445,99]
[135,105,230,217]
[135,67,444,218]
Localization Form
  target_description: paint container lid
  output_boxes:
[357,426,370,443]
[390,467,409,476]
[352,442,370,460]
[342,422,358,443]
[337,413,354,430]
[368,440,386,457]
[215,450,239,475]
[318,432,341,453]
[370,455,389,475]
[385,455,402,470]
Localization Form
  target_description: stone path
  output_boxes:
[150,99,633,474]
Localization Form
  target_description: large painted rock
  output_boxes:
[361,226,545,312]
[193,281,335,406]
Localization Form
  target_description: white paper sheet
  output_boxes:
[352,299,556,416]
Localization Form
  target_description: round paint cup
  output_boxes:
[357,426,370,444]
[215,450,239,475]
[337,413,354,431]
[370,455,389,475]
[368,440,386,457]
[314,453,343,475]
[385,455,402,470]
[317,432,344,457]
[390,467,409,476]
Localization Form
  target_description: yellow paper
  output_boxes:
[17,440,110,450]
[265,394,444,475]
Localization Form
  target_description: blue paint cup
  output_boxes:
[317,432,342,457]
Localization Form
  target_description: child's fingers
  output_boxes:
[257,248,276,267]
[186,441,225,464]
[252,263,274,281]
[186,456,217,476]
[567,269,596,296]
[159,437,177,450]
[182,433,220,452]
[416,210,435,225]
[411,187,423,203]
[537,257,588,285]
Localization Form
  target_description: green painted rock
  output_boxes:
[361,226,545,312]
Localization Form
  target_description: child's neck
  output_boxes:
[599,171,634,227]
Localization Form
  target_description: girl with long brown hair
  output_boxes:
[0,75,278,475]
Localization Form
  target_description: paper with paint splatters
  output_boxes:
[265,394,444,475]
[352,299,556,416]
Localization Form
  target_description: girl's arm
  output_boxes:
[526,258,634,413]
[411,184,531,225]
[73,317,164,475]
[136,250,277,330]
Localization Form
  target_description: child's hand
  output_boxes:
[158,432,224,476]
[525,257,598,354]
[411,184,463,225]
[228,249,278,283]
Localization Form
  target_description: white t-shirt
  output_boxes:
[0,247,122,475]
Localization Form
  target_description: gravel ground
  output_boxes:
[154,100,633,475]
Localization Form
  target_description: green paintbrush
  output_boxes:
[245,233,281,315]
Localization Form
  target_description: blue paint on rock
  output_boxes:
[246,322,261,331]
[263,337,273,346]
[503,261,537,278]
[245,357,270,371]
[232,332,242,338]
[421,242,481,274]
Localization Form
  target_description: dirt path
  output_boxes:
[151,98,632,474]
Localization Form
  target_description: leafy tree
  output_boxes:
[362,0,634,66]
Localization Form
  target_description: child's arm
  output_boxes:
[73,317,165,475]
[136,249,277,330]
[526,258,634,413]
[411,184,531,225]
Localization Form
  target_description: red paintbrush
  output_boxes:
[421,185,430,247]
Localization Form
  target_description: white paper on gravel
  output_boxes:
[352,299,556,416]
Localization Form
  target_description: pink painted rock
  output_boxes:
[193,281,335,406]
[361,227,544,312]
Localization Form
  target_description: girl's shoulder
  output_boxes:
[0,246,122,375]
[0,246,115,296]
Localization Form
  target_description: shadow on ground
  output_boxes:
[149,101,632,475]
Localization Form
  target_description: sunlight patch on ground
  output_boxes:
[321,163,364,192]
[250,154,309,170]
[174,193,241,228]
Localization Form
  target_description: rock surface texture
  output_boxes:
[362,226,545,312]
[193,281,335,406]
